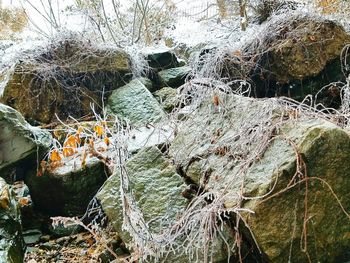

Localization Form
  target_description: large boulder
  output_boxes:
[0,38,132,124]
[107,78,166,126]
[0,177,25,263]
[253,14,350,102]
[25,155,108,217]
[257,15,349,84]
[0,103,51,182]
[96,147,187,240]
[169,93,350,262]
[96,147,187,255]
[242,120,350,263]
[215,13,350,105]
[96,146,232,262]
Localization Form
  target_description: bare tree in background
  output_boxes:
[239,0,248,30]
[217,0,228,18]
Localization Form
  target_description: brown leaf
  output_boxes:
[18,197,30,207]
[213,94,220,106]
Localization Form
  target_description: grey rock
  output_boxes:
[169,94,350,262]
[107,78,166,126]
[25,155,108,216]
[154,87,179,112]
[158,66,191,88]
[49,221,81,237]
[96,147,189,259]
[23,229,42,245]
[0,103,51,182]
[96,146,231,262]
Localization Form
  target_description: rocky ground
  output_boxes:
[0,5,350,263]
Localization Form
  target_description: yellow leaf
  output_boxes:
[75,134,81,145]
[0,188,10,210]
[62,147,76,157]
[53,130,63,140]
[76,126,83,135]
[50,149,62,162]
[94,125,104,137]
[64,134,79,148]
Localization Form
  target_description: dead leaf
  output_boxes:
[104,136,110,147]
[18,197,30,207]
[76,126,83,135]
[37,160,47,177]
[233,50,242,57]
[0,188,10,210]
[213,94,220,106]
[50,149,62,162]
[62,147,76,157]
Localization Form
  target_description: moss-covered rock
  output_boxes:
[249,13,350,100]
[169,94,350,262]
[215,13,350,105]
[154,87,179,112]
[265,17,349,83]
[0,177,25,263]
[0,39,132,124]
[0,103,51,182]
[25,155,108,216]
[241,120,350,263]
[107,78,166,126]
[96,147,186,246]
[158,66,191,88]
[96,146,231,262]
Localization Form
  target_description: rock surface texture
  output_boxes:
[25,155,108,216]
[158,66,191,88]
[107,78,166,126]
[96,146,187,244]
[169,93,350,263]
[0,103,51,181]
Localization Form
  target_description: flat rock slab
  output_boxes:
[107,78,166,126]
